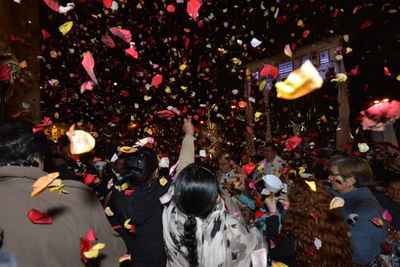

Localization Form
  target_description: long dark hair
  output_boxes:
[123,146,158,186]
[174,163,219,267]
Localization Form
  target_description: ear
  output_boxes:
[346,177,356,186]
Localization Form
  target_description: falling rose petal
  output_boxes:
[358,143,369,153]
[360,20,374,30]
[272,262,288,267]
[151,74,163,86]
[41,29,51,40]
[276,60,323,100]
[118,254,131,263]
[187,0,202,20]
[83,243,106,259]
[242,162,257,175]
[101,34,116,48]
[305,180,316,192]
[109,27,132,43]
[329,197,345,210]
[84,174,95,185]
[370,218,384,227]
[58,3,75,15]
[314,238,322,250]
[255,210,267,218]
[103,0,112,8]
[0,65,11,81]
[166,4,176,13]
[384,67,391,76]
[81,51,98,84]
[285,136,302,151]
[284,44,292,58]
[302,30,310,38]
[125,43,138,59]
[360,100,400,131]
[42,0,60,12]
[31,172,60,197]
[66,125,96,155]
[27,209,53,224]
[86,229,97,242]
[260,65,279,79]
[348,213,359,223]
[80,81,94,94]
[382,210,392,222]
[250,38,262,48]
[59,21,73,35]
[159,177,168,186]
[124,189,135,196]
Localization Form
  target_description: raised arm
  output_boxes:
[176,118,195,175]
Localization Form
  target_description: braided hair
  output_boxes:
[174,164,219,267]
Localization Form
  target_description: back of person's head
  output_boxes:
[264,142,278,152]
[123,146,158,186]
[0,119,47,167]
[174,163,219,267]
[282,177,353,266]
[328,156,373,187]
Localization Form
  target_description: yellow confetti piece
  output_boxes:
[121,183,129,191]
[343,34,349,42]
[284,44,292,58]
[104,207,114,216]
[83,243,106,259]
[297,19,304,27]
[49,184,65,192]
[259,80,267,91]
[331,73,347,82]
[59,21,73,36]
[397,75,400,81]
[159,177,168,186]
[118,254,131,263]
[298,167,305,174]
[144,95,151,101]
[329,197,345,210]
[179,64,187,71]
[305,180,316,192]
[165,86,171,93]
[358,143,369,153]
[124,219,132,230]
[272,262,288,267]
[276,60,323,100]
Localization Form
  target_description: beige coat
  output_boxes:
[0,166,126,267]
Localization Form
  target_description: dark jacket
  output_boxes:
[0,166,126,267]
[265,215,297,267]
[375,193,400,231]
[330,187,388,265]
[109,178,171,267]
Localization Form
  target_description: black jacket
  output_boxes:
[109,177,171,267]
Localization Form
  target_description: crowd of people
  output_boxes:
[0,117,399,267]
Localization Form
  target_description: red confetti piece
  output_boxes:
[151,74,163,86]
[0,65,11,81]
[242,162,256,175]
[304,247,316,257]
[260,65,279,79]
[302,30,310,38]
[187,0,202,20]
[360,20,374,30]
[124,189,135,196]
[103,0,112,8]
[285,136,302,151]
[86,229,97,242]
[27,209,53,224]
[84,174,95,185]
[255,210,267,218]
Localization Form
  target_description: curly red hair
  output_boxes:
[281,178,353,266]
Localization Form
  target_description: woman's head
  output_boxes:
[282,178,352,266]
[123,146,158,186]
[327,156,373,193]
[174,163,219,218]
